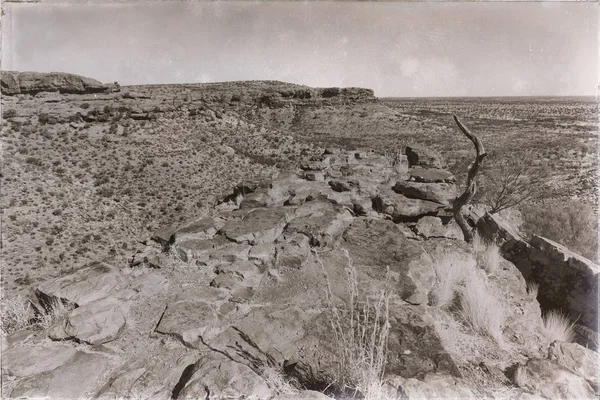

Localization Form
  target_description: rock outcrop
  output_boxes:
[2,148,596,399]
[1,71,110,95]
[477,212,599,339]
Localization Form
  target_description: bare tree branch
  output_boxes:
[452,115,487,242]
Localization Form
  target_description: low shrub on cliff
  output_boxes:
[542,310,575,343]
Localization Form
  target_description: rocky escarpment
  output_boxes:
[1,71,113,95]
[2,147,597,399]
[477,212,599,346]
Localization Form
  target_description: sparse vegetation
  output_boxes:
[458,271,506,344]
[317,250,390,399]
[0,295,32,335]
[473,233,501,275]
[541,310,575,343]
[520,199,598,262]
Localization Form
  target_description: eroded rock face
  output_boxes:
[1,71,109,95]
[477,212,599,334]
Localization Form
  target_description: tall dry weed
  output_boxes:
[316,249,390,400]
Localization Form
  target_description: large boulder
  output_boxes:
[405,145,444,169]
[393,181,456,205]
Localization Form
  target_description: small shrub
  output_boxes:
[542,310,575,342]
[80,103,90,109]
[0,296,32,335]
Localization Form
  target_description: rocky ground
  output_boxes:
[2,144,599,399]
[1,72,598,399]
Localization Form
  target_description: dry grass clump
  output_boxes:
[37,298,74,330]
[473,233,501,275]
[430,252,506,344]
[430,253,473,308]
[458,271,506,344]
[526,281,539,299]
[541,310,575,343]
[317,249,391,400]
[0,295,33,335]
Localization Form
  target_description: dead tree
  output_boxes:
[452,115,487,243]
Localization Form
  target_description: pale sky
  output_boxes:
[1,2,598,97]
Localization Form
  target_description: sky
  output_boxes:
[1,1,598,97]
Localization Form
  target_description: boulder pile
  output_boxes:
[2,148,597,399]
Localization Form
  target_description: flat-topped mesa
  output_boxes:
[1,71,113,95]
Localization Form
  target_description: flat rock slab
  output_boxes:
[9,350,110,399]
[373,190,445,221]
[409,167,455,183]
[170,216,224,244]
[155,300,223,348]
[49,298,126,345]
[2,344,78,377]
[285,206,353,247]
[220,207,295,245]
[340,218,436,305]
[175,353,272,400]
[36,261,124,307]
[175,236,231,262]
[393,181,456,205]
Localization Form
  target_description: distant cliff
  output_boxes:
[1,71,112,95]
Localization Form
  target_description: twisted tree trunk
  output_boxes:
[452,115,487,243]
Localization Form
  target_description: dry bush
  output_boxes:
[0,295,33,335]
[473,234,501,275]
[542,310,575,343]
[317,249,390,399]
[520,199,598,262]
[458,272,506,344]
[37,298,74,330]
[430,253,472,308]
